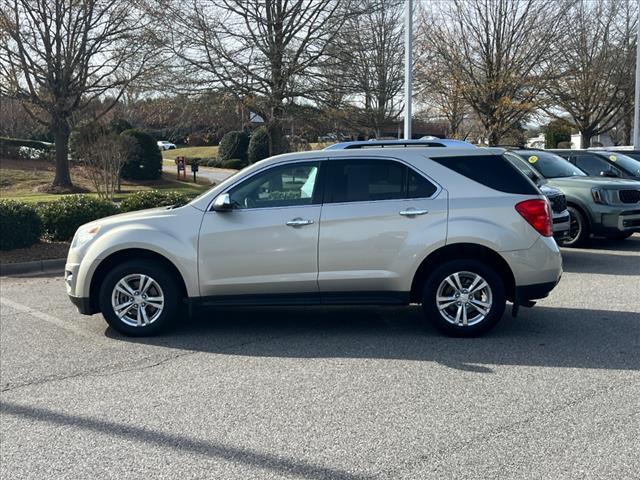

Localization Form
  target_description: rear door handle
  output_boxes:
[399,209,429,216]
[286,218,314,227]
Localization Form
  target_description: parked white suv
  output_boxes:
[66,147,562,337]
[157,140,176,150]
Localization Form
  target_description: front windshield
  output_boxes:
[597,152,640,176]
[514,151,586,178]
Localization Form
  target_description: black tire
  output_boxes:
[99,260,181,336]
[558,206,589,247]
[422,259,506,337]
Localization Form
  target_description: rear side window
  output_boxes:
[324,159,437,203]
[431,155,539,195]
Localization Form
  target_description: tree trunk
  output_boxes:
[267,119,287,156]
[487,129,501,146]
[580,131,593,149]
[51,120,73,190]
[623,115,632,146]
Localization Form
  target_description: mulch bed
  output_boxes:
[0,241,70,264]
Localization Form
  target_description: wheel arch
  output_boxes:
[409,243,516,303]
[88,248,188,314]
[565,200,592,228]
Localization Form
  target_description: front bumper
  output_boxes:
[592,208,640,234]
[552,211,570,239]
[69,295,94,315]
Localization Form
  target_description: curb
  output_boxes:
[0,258,66,276]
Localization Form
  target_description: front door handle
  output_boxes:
[399,209,429,216]
[286,218,314,227]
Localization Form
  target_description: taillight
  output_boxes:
[515,199,552,237]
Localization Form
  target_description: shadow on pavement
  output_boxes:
[575,234,640,252]
[561,247,640,275]
[107,304,640,373]
[0,400,375,480]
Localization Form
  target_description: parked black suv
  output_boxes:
[549,149,640,180]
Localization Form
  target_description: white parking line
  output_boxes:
[0,297,108,344]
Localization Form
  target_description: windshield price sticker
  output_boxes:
[609,155,617,162]
[528,155,538,164]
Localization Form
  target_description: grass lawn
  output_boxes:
[1,157,209,203]
[162,146,219,161]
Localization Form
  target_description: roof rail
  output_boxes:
[324,139,476,150]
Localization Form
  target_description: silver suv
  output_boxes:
[66,148,562,337]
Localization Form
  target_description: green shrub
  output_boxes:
[120,129,163,180]
[38,195,118,241]
[218,131,249,164]
[201,158,224,167]
[109,118,133,134]
[220,159,245,170]
[119,190,189,213]
[248,126,270,164]
[0,200,43,250]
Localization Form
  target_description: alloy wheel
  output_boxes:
[436,271,493,326]
[111,273,165,327]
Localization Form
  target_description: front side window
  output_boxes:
[228,162,319,209]
[574,154,610,176]
[324,159,437,203]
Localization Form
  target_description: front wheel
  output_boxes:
[558,206,589,247]
[99,260,181,336]
[422,259,506,337]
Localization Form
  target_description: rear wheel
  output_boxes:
[558,206,589,247]
[422,259,506,337]
[99,260,181,336]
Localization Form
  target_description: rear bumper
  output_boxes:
[69,295,94,315]
[500,236,563,287]
[517,279,560,301]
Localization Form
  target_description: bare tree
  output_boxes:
[419,0,566,145]
[154,0,349,155]
[0,0,155,190]
[545,0,635,148]
[77,132,133,200]
[610,0,638,145]
[415,53,471,139]
[334,0,404,137]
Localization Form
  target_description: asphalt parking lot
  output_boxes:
[1,236,639,480]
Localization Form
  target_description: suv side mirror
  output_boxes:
[600,170,619,178]
[212,193,233,211]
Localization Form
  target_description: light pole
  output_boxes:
[634,7,640,148]
[404,0,413,140]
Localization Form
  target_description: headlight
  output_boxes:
[591,188,609,205]
[72,224,101,248]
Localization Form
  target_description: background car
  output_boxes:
[506,150,640,246]
[157,140,176,150]
[550,149,640,180]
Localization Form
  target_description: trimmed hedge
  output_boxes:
[1,136,54,160]
[38,195,118,241]
[218,130,249,165]
[0,200,43,250]
[248,126,270,164]
[119,190,189,212]
[120,129,163,180]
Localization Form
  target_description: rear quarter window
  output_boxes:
[431,154,539,195]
